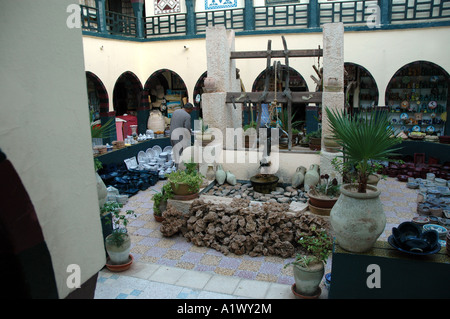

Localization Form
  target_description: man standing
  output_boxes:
[169,103,194,165]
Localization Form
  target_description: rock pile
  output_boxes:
[160,198,329,259]
[203,182,308,204]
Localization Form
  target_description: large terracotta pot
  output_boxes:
[308,192,338,209]
[330,184,386,253]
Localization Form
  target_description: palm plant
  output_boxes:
[278,107,303,133]
[325,107,402,193]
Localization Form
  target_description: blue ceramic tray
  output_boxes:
[388,235,441,256]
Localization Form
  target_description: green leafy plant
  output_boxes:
[101,201,136,246]
[284,226,333,268]
[325,107,402,193]
[90,114,116,139]
[168,169,204,193]
[278,108,303,133]
[152,183,174,216]
[94,158,103,172]
[310,174,340,198]
[304,129,321,143]
[243,121,257,132]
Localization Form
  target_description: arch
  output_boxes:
[143,69,188,114]
[192,71,245,119]
[113,71,143,116]
[385,60,450,135]
[86,71,109,117]
[250,65,309,128]
[344,62,379,115]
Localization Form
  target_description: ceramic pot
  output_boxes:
[215,164,226,185]
[291,166,306,189]
[105,233,131,265]
[367,174,380,186]
[292,261,324,297]
[206,164,215,181]
[304,164,320,192]
[96,172,108,208]
[309,137,321,151]
[226,170,237,185]
[330,184,386,253]
[308,192,338,209]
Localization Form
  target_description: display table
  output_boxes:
[329,241,450,299]
[397,140,450,163]
[95,138,171,166]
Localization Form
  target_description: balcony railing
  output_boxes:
[80,0,450,40]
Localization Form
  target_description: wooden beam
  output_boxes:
[226,92,322,104]
[230,49,323,59]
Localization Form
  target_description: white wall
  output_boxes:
[0,0,105,298]
[82,25,450,109]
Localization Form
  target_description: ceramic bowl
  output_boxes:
[392,222,422,247]
[423,224,448,239]
[412,216,430,225]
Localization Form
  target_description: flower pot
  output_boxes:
[309,137,321,151]
[292,262,324,297]
[170,182,199,196]
[308,192,338,209]
[106,254,133,272]
[105,233,131,265]
[154,213,165,222]
[330,184,386,253]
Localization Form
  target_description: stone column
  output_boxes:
[202,26,242,149]
[320,23,344,182]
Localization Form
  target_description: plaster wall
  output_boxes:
[82,25,450,110]
[1,0,106,298]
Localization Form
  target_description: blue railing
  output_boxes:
[80,0,450,40]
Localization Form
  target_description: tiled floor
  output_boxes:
[94,177,419,299]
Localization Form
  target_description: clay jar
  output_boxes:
[304,164,320,192]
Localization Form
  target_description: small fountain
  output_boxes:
[249,128,279,194]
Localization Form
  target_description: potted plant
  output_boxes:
[325,107,402,252]
[168,161,204,197]
[152,182,173,222]
[284,226,333,299]
[278,108,303,147]
[307,174,341,216]
[306,130,322,151]
[102,201,136,270]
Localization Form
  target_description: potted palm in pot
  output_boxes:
[325,107,402,252]
[284,226,333,299]
[103,201,136,271]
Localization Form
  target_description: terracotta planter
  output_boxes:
[170,182,199,196]
[330,184,385,253]
[308,192,338,209]
[106,254,133,272]
[154,213,165,222]
[291,284,321,299]
[309,137,321,151]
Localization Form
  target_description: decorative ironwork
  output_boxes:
[145,13,187,36]
[105,10,137,37]
[319,0,378,25]
[80,5,98,32]
[255,3,309,29]
[195,8,245,33]
[391,0,450,23]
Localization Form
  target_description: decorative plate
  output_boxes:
[163,146,173,153]
[400,113,408,120]
[428,101,437,109]
[412,125,420,132]
[146,148,155,159]
[426,125,435,133]
[152,145,162,156]
[137,151,147,164]
[401,101,409,109]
